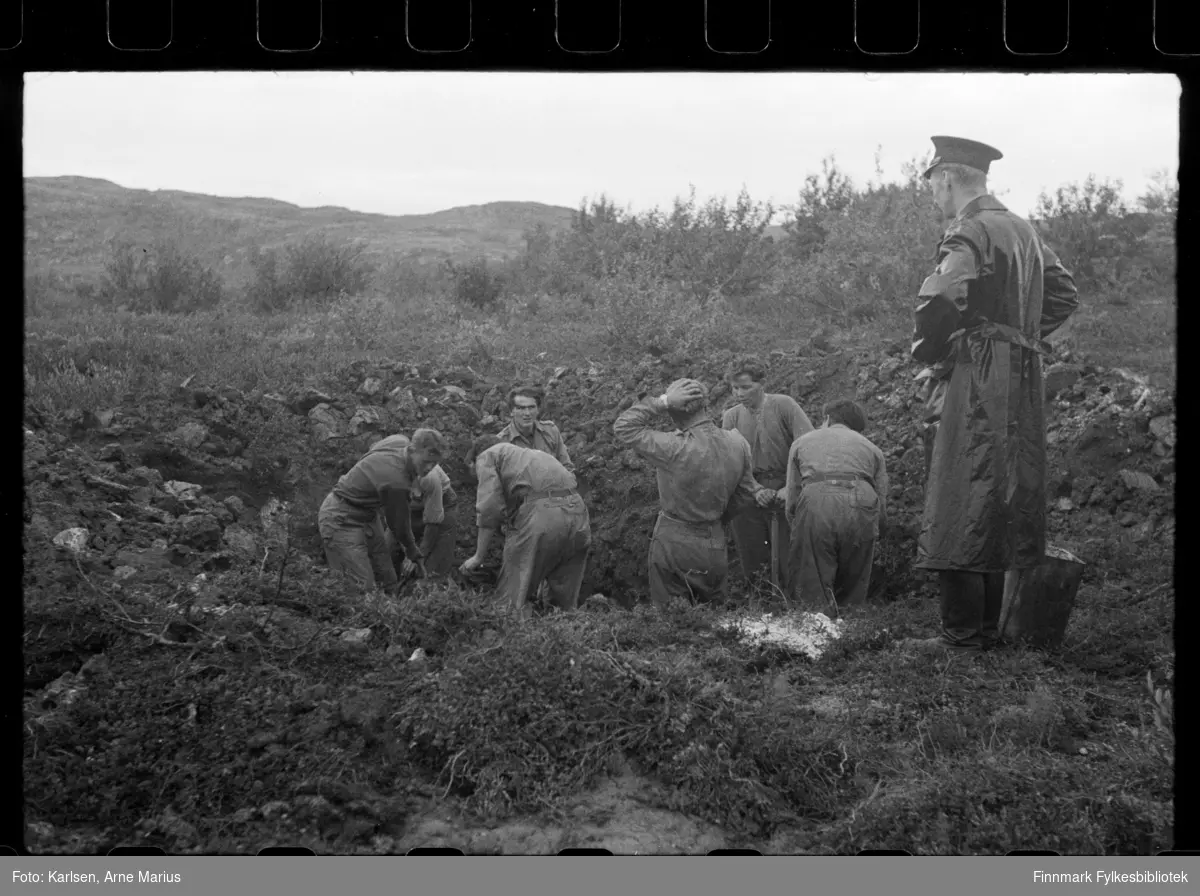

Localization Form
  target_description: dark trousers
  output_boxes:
[939,570,1005,648]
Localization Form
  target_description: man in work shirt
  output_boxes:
[784,399,889,616]
[497,384,575,473]
[318,429,448,592]
[722,355,814,589]
[407,463,459,579]
[905,136,1080,655]
[459,434,591,619]
[615,378,770,608]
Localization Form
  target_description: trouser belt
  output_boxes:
[806,472,871,486]
[525,487,578,502]
[659,510,723,530]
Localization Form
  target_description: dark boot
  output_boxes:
[938,570,985,649]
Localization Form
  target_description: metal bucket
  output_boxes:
[999,545,1086,648]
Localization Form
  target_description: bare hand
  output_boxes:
[663,381,705,410]
[754,488,775,508]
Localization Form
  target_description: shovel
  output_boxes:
[769,497,785,593]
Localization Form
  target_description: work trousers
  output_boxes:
[408,500,460,578]
[938,570,1005,648]
[317,492,398,591]
[729,474,787,585]
[788,481,878,615]
[496,493,592,619]
[648,513,729,609]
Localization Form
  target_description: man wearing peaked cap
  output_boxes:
[922,135,1004,180]
[903,135,1080,657]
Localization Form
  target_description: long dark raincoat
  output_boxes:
[911,195,1079,573]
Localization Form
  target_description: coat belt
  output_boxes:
[950,320,1052,355]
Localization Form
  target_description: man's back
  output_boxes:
[474,442,578,529]
[789,425,886,486]
[640,422,755,524]
[334,436,412,509]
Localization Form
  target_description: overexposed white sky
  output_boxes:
[23,72,1180,219]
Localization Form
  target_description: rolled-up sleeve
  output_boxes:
[912,234,979,365]
[727,434,762,517]
[1039,242,1081,339]
[784,441,802,522]
[422,467,446,525]
[613,399,681,468]
[873,446,889,521]
[474,453,508,530]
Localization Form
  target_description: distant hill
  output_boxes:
[24,176,578,282]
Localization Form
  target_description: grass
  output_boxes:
[22,553,1174,854]
[21,280,1174,855]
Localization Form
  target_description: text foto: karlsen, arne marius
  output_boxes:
[13,870,183,884]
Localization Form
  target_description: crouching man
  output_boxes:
[408,462,459,579]
[318,429,447,592]
[459,434,592,620]
[784,400,889,616]
[614,378,769,609]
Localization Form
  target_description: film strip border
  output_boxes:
[0,1,1194,66]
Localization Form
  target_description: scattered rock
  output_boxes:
[52,527,89,554]
[1148,415,1176,449]
[309,403,347,442]
[97,443,124,463]
[170,422,210,450]
[1044,363,1082,399]
[1118,469,1159,493]
[173,513,223,552]
[359,377,384,397]
[388,387,419,417]
[1056,497,1076,512]
[112,545,174,572]
[163,480,203,501]
[223,495,246,517]
[113,565,137,581]
[291,388,334,415]
[222,524,258,558]
[260,800,291,821]
[409,648,427,664]
[340,628,373,650]
[442,385,469,400]
[348,406,384,436]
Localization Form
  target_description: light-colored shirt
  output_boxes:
[497,419,574,472]
[614,397,763,525]
[722,393,814,484]
[474,442,578,530]
[409,464,453,525]
[784,424,889,524]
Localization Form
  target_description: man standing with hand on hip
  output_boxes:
[722,356,814,590]
[904,136,1079,656]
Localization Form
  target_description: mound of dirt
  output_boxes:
[24,341,1175,614]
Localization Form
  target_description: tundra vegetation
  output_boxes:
[23,155,1175,855]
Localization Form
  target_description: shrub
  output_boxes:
[97,239,223,314]
[246,235,375,312]
[447,257,504,310]
[283,234,374,305]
